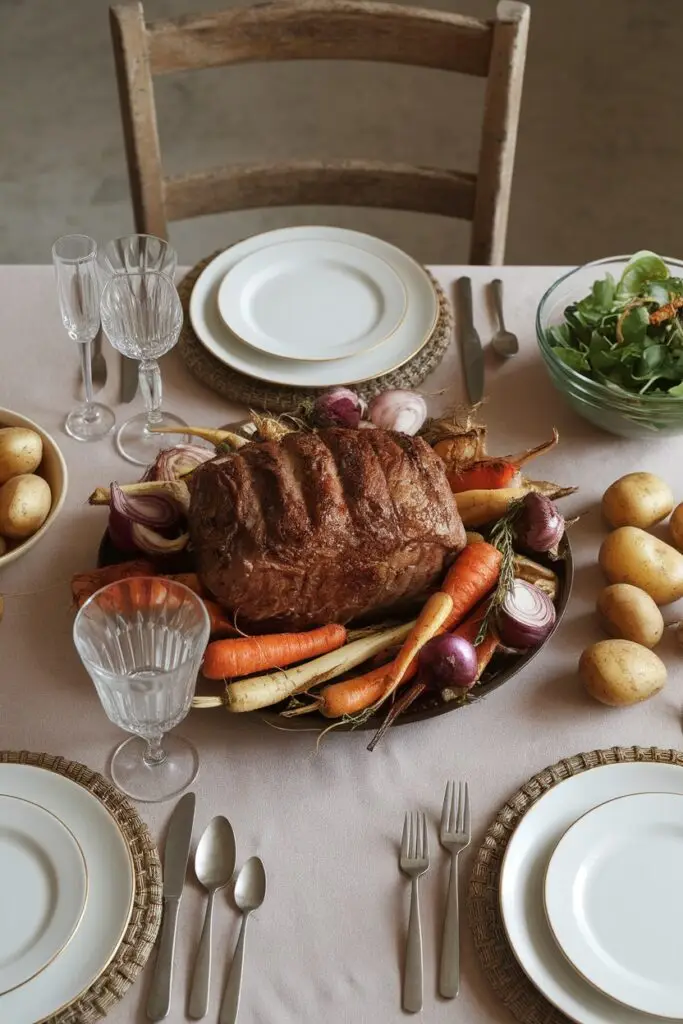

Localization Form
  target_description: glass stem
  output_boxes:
[139,358,163,429]
[79,340,96,422]
[143,734,168,768]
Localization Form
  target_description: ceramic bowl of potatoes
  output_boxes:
[0,408,68,569]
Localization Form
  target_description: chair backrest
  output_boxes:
[110,0,529,264]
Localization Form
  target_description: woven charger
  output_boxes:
[177,250,453,412]
[469,745,683,1024]
[0,750,162,1024]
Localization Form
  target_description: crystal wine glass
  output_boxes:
[52,234,115,442]
[100,269,187,465]
[73,577,210,803]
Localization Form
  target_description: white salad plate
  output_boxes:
[217,238,407,361]
[0,794,87,995]
[0,764,135,1024]
[544,792,683,1020]
[189,226,439,387]
[500,761,683,1024]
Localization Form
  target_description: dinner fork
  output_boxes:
[439,780,471,998]
[399,811,429,1013]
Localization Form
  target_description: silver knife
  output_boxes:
[146,792,196,1021]
[120,354,139,403]
[455,277,484,404]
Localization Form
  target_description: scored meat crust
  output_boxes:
[189,428,466,631]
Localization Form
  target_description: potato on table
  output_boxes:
[602,472,674,529]
[599,526,683,604]
[580,640,666,706]
[596,584,664,648]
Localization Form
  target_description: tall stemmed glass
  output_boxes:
[52,234,115,441]
[100,270,187,465]
[73,577,210,803]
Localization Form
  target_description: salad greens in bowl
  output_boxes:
[536,252,683,437]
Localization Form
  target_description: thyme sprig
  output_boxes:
[475,499,524,644]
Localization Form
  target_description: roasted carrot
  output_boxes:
[367,608,499,750]
[163,573,205,596]
[202,624,348,680]
[71,560,157,607]
[440,542,502,631]
[203,600,239,637]
[448,460,519,494]
[372,591,454,709]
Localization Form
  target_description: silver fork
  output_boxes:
[439,780,471,998]
[399,811,429,1013]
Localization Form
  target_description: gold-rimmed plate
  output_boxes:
[0,764,134,1024]
[0,795,87,996]
[189,225,439,387]
[217,238,408,362]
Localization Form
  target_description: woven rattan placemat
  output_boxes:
[468,745,683,1024]
[0,750,162,1024]
[177,250,453,412]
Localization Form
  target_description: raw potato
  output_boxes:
[580,640,666,706]
[601,472,674,529]
[599,526,683,604]
[596,584,664,648]
[0,427,43,486]
[670,503,683,551]
[0,474,52,540]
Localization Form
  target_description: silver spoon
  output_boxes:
[219,856,267,1024]
[188,816,236,1020]
[490,278,519,358]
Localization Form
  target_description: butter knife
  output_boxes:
[146,792,196,1021]
[455,277,484,404]
[120,354,139,403]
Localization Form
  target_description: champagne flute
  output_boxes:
[73,577,210,803]
[100,269,186,465]
[53,234,115,442]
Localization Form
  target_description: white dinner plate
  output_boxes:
[189,226,439,387]
[500,761,683,1024]
[545,792,683,1020]
[217,239,407,361]
[0,794,87,995]
[0,764,135,1024]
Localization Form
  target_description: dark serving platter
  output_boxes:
[98,532,574,732]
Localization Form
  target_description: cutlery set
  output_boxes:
[147,793,266,1023]
[456,277,519,404]
[399,780,471,1013]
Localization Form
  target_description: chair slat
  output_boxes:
[146,0,493,77]
[163,160,477,223]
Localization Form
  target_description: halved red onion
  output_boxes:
[496,579,556,650]
[130,523,190,555]
[110,481,180,529]
[151,445,214,482]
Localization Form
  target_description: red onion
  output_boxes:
[313,388,366,428]
[515,492,565,552]
[368,389,427,435]
[108,481,187,555]
[418,634,479,692]
[130,523,189,555]
[496,579,556,649]
[148,444,214,482]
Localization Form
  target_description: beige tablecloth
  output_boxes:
[1,265,682,1024]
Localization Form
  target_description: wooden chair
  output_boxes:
[110,0,529,264]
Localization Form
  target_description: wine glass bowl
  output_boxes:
[73,577,210,803]
[98,234,177,281]
[100,269,187,465]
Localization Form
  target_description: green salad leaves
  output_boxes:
[546,251,683,397]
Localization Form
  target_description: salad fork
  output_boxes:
[439,780,471,998]
[399,811,429,1013]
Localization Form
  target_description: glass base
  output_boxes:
[109,734,199,803]
[65,403,115,442]
[115,411,188,466]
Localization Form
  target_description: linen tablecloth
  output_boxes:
[2,264,682,1024]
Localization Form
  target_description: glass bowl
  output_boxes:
[536,255,683,438]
